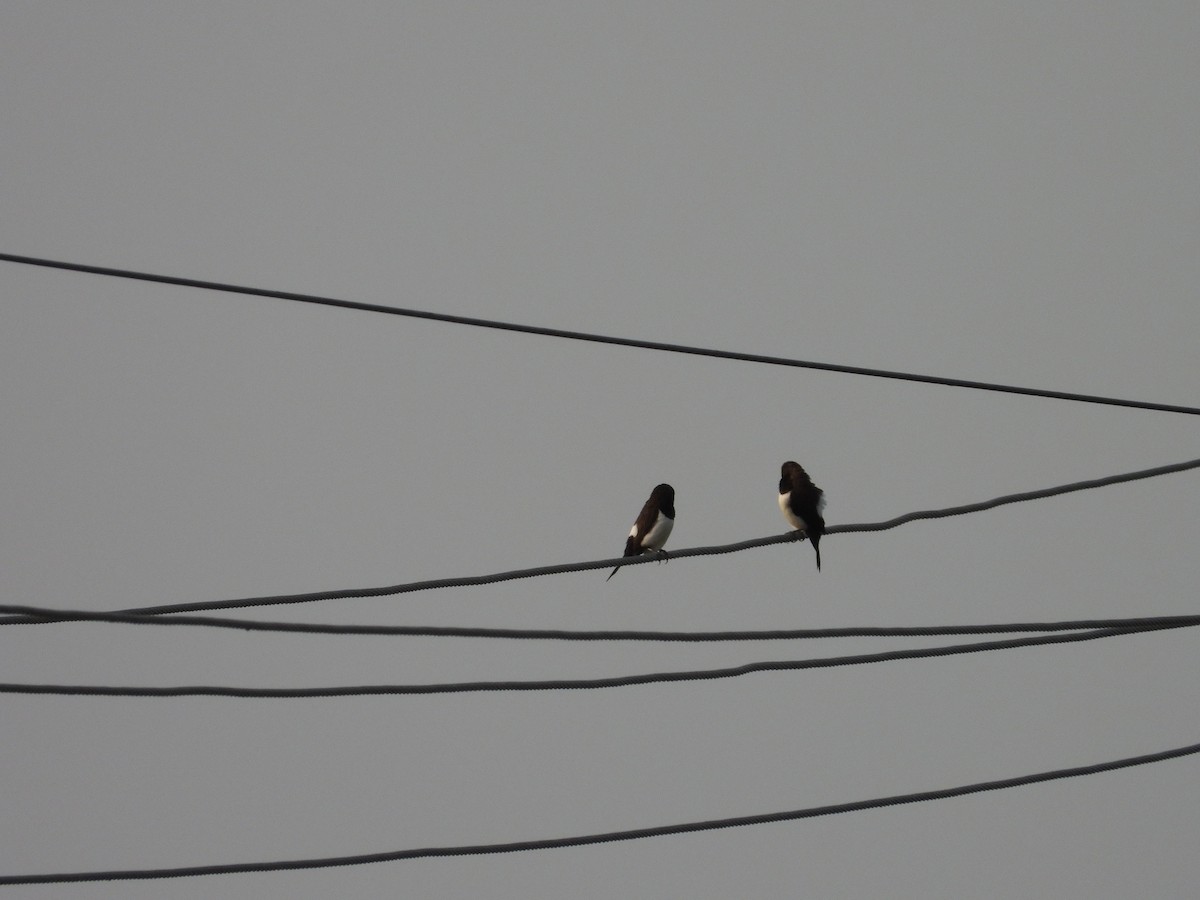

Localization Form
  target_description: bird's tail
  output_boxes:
[606,566,620,581]
[812,535,822,571]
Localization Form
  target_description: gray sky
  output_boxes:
[2,2,1198,897]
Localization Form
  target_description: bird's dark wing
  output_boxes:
[625,498,660,556]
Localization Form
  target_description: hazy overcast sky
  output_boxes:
[2,3,1198,898]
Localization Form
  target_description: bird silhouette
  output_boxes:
[607,483,675,580]
[778,461,825,570]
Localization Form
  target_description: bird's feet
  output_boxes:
[656,549,671,565]
[792,529,808,543]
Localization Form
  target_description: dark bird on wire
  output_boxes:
[607,483,676,581]
[778,461,825,570]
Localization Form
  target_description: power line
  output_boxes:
[2,735,1195,885]
[1,624,1189,697]
[2,604,1197,642]
[2,455,1191,625]
[3,252,1197,416]
[833,456,1200,533]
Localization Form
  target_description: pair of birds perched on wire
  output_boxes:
[606,461,825,580]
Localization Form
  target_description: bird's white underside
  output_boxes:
[633,512,674,552]
[778,490,809,533]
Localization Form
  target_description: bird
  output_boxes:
[778,461,825,570]
[607,483,676,580]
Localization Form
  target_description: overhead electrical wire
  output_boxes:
[2,736,1196,885]
[1,455,1192,625]
[2,252,1197,416]
[2,605,1197,642]
[0,261,1194,886]
[2,256,1194,888]
[1,623,1190,698]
